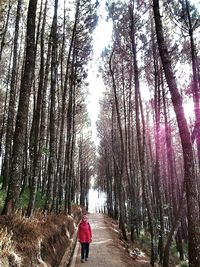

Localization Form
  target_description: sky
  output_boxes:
[86,1,112,210]
[89,188,106,212]
[87,0,112,144]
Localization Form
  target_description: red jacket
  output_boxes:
[78,220,92,243]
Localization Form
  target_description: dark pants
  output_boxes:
[81,243,90,260]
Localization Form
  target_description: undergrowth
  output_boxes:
[127,230,187,266]
[0,227,15,257]
[0,204,82,266]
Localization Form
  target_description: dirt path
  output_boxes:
[70,213,150,267]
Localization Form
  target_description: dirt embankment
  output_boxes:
[0,206,82,267]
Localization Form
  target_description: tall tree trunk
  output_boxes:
[2,0,38,215]
[79,139,85,207]
[163,193,186,267]
[153,1,200,266]
[111,107,119,220]
[67,84,76,215]
[56,0,80,212]
[0,47,12,158]
[109,50,127,241]
[26,0,48,217]
[44,0,58,212]
[162,73,183,266]
[129,2,156,264]
[64,62,75,213]
[154,62,164,263]
[186,0,200,204]
[105,148,113,217]
[0,0,11,62]
[1,0,21,190]
[187,0,200,152]
[39,25,52,196]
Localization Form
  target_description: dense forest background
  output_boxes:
[0,0,200,266]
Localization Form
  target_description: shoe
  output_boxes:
[81,259,84,263]
[85,258,88,261]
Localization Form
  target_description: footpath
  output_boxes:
[70,213,150,267]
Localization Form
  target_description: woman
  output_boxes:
[78,215,92,263]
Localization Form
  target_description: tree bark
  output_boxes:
[2,0,22,190]
[153,1,200,266]
[109,50,127,241]
[56,0,80,213]
[26,0,48,217]
[2,0,38,215]
[44,0,58,213]
[0,0,11,62]
[129,2,156,264]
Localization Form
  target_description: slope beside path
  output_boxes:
[70,213,150,267]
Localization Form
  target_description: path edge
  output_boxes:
[59,228,78,267]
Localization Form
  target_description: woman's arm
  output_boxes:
[89,223,92,241]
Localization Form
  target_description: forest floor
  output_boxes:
[70,213,150,267]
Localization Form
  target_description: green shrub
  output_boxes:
[0,186,46,213]
[17,187,30,209]
[0,189,7,210]
[35,190,46,208]
[139,231,151,245]
[17,187,46,209]
[180,261,188,267]
[171,242,179,257]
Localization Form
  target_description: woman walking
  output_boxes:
[78,215,92,263]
